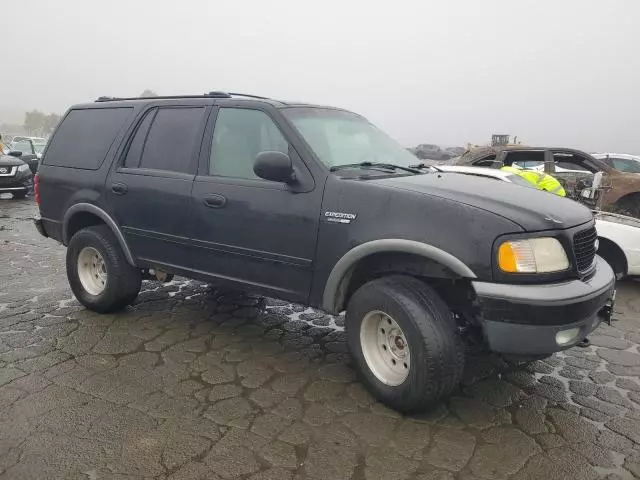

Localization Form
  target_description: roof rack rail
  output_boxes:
[226,92,272,100]
[95,92,234,102]
[94,91,276,103]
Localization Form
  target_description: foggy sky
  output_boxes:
[3,0,639,152]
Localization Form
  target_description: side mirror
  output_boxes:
[8,150,23,158]
[254,151,296,183]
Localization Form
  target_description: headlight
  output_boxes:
[17,164,30,173]
[498,237,569,273]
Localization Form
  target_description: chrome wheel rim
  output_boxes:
[360,310,410,386]
[77,247,107,296]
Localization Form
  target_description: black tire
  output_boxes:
[66,225,142,313]
[346,275,465,412]
[12,191,27,200]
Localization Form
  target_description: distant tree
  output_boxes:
[140,89,158,97]
[24,110,46,135]
[43,113,61,134]
[0,123,25,135]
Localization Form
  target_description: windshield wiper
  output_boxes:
[409,162,443,172]
[330,161,421,174]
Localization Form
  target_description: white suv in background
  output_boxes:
[593,153,640,174]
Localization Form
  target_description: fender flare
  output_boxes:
[62,203,136,266]
[321,239,477,313]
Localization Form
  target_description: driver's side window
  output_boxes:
[209,108,289,180]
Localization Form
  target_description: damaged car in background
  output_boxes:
[455,146,640,218]
[0,150,34,199]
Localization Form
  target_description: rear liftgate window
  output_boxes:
[43,107,133,170]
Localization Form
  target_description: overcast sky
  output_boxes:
[3,0,639,152]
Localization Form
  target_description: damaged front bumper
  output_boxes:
[472,256,616,356]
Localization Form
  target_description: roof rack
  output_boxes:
[226,92,272,100]
[95,91,275,103]
[95,92,232,102]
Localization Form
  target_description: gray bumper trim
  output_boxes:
[472,256,615,307]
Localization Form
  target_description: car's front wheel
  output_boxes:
[346,275,465,412]
[67,225,142,313]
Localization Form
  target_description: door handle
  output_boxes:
[203,194,226,208]
[111,182,128,195]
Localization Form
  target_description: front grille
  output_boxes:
[0,176,19,186]
[573,226,597,271]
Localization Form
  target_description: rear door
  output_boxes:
[106,104,209,268]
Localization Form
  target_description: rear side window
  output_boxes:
[44,107,133,169]
[138,107,205,173]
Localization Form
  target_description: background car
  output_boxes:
[439,164,640,279]
[593,153,640,174]
[455,145,640,218]
[8,137,44,173]
[0,151,34,199]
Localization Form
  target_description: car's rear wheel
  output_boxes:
[67,225,142,313]
[346,275,465,412]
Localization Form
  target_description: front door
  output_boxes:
[106,104,209,268]
[189,106,322,302]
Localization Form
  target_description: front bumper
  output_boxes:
[472,256,616,355]
[0,172,33,194]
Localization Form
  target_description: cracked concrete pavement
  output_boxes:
[1,198,639,480]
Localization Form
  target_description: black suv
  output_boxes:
[34,92,615,412]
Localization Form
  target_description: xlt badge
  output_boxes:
[324,211,357,224]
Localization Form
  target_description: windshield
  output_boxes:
[609,157,640,173]
[33,142,46,154]
[282,107,419,169]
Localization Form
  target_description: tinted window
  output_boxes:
[44,107,133,169]
[123,109,156,168]
[140,107,205,173]
[210,108,289,179]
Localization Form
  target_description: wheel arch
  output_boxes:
[613,191,640,214]
[62,203,135,266]
[322,239,477,314]
[597,236,628,279]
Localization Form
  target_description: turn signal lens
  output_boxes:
[498,238,569,273]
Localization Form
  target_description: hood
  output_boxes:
[372,172,593,231]
[0,155,27,167]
